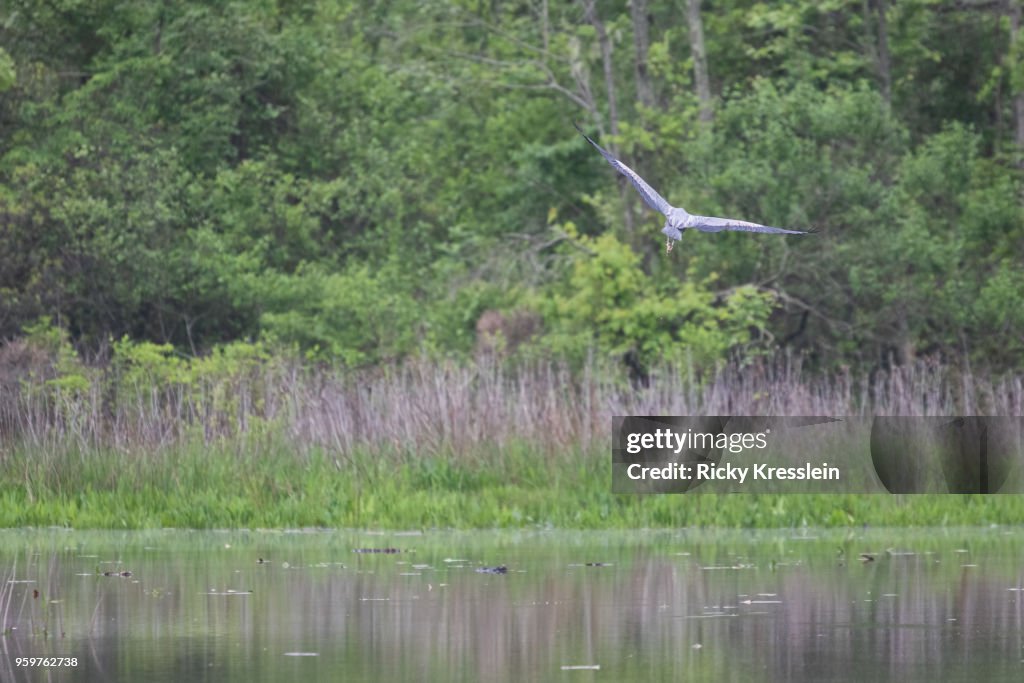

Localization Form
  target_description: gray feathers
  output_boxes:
[575,124,811,246]
[574,122,672,216]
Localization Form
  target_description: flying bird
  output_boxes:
[574,123,810,253]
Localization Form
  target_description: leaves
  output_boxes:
[538,232,773,373]
[0,0,1020,373]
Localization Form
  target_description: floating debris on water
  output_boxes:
[701,564,754,570]
[102,571,133,577]
[585,562,611,567]
[283,652,319,657]
[476,566,508,575]
[561,665,600,670]
[354,548,402,554]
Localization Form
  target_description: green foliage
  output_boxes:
[112,337,188,390]
[0,48,14,93]
[3,439,1024,528]
[2,0,1023,537]
[846,124,1024,366]
[0,0,1021,374]
[539,229,774,371]
[104,336,276,437]
[258,263,421,365]
[20,317,91,394]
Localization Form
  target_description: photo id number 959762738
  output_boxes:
[16,657,79,667]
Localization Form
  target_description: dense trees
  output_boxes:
[0,0,1021,373]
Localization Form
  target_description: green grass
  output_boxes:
[3,354,1023,529]
[3,438,1024,529]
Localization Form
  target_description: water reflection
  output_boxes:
[1,529,1023,682]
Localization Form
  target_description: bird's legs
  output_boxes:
[666,236,674,253]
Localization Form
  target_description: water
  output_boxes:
[1,528,1023,682]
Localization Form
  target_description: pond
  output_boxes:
[1,527,1023,682]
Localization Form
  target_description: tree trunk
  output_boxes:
[686,0,713,123]
[581,0,620,138]
[541,0,549,53]
[581,0,633,232]
[1010,0,1024,164]
[631,0,654,109]
[875,0,892,105]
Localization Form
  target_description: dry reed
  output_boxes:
[1,356,1020,461]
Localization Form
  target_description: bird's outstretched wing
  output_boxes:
[574,122,673,216]
[690,215,808,235]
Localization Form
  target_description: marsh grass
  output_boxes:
[1,355,1022,528]
[4,355,1021,458]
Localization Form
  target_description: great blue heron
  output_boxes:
[574,123,811,253]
